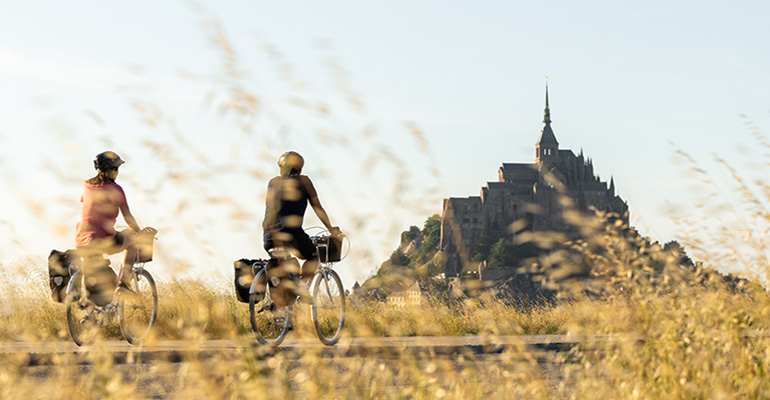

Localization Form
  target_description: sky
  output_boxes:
[1,0,769,286]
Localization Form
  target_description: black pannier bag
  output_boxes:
[84,258,117,307]
[48,249,75,303]
[234,259,265,303]
[315,234,344,263]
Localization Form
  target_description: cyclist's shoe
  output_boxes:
[274,316,294,331]
[79,313,95,326]
[115,282,138,299]
[274,308,294,331]
[295,281,313,305]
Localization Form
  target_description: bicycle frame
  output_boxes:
[247,230,346,346]
[64,237,159,346]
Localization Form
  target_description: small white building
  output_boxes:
[386,282,423,308]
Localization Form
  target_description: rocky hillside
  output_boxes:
[361,215,443,296]
[363,211,757,303]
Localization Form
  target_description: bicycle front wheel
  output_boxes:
[65,270,101,346]
[249,269,290,347]
[310,269,345,346]
[118,268,158,345]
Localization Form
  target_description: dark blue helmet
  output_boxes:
[93,151,125,172]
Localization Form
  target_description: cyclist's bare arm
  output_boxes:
[119,203,142,232]
[309,196,340,235]
[303,176,340,234]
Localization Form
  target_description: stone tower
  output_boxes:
[439,83,629,277]
[535,82,559,165]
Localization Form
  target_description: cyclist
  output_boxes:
[262,151,342,301]
[75,151,154,295]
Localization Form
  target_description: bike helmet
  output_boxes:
[93,151,125,172]
[278,151,304,176]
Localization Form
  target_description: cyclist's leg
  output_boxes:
[113,230,136,287]
[78,241,116,306]
[293,230,318,281]
[290,233,317,303]
[74,245,93,266]
[76,245,99,285]
[300,257,319,282]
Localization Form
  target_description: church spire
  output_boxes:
[544,78,551,125]
[537,77,558,147]
[536,77,559,163]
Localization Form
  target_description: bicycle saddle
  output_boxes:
[268,247,294,260]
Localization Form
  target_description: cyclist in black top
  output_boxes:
[263,151,341,282]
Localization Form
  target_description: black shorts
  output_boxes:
[113,231,126,248]
[263,228,316,260]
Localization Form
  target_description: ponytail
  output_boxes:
[86,171,114,185]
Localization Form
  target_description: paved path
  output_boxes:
[0,334,580,352]
[0,335,592,365]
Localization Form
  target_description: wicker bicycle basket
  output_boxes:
[314,234,344,263]
[136,231,155,263]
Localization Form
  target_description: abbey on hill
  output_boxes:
[439,84,629,277]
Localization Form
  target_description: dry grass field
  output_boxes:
[2,5,769,398]
[2,216,770,399]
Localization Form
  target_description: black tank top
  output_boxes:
[279,176,309,218]
[276,175,317,229]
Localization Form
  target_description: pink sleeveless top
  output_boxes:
[75,182,127,247]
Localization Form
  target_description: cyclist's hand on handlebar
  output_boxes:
[329,226,343,236]
[141,227,158,236]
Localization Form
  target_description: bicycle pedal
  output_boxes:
[274,317,293,331]
[258,303,276,314]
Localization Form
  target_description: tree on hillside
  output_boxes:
[663,240,694,267]
[418,214,441,261]
[488,237,515,267]
[389,249,410,266]
[470,234,493,262]
[401,225,421,244]
[367,215,444,290]
[422,215,440,247]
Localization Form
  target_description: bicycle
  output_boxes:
[247,229,348,347]
[64,229,159,346]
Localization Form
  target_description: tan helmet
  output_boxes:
[278,151,304,176]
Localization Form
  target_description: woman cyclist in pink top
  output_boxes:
[75,151,154,290]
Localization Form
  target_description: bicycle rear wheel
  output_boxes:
[65,270,101,346]
[310,269,345,346]
[118,268,158,345]
[249,269,290,346]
